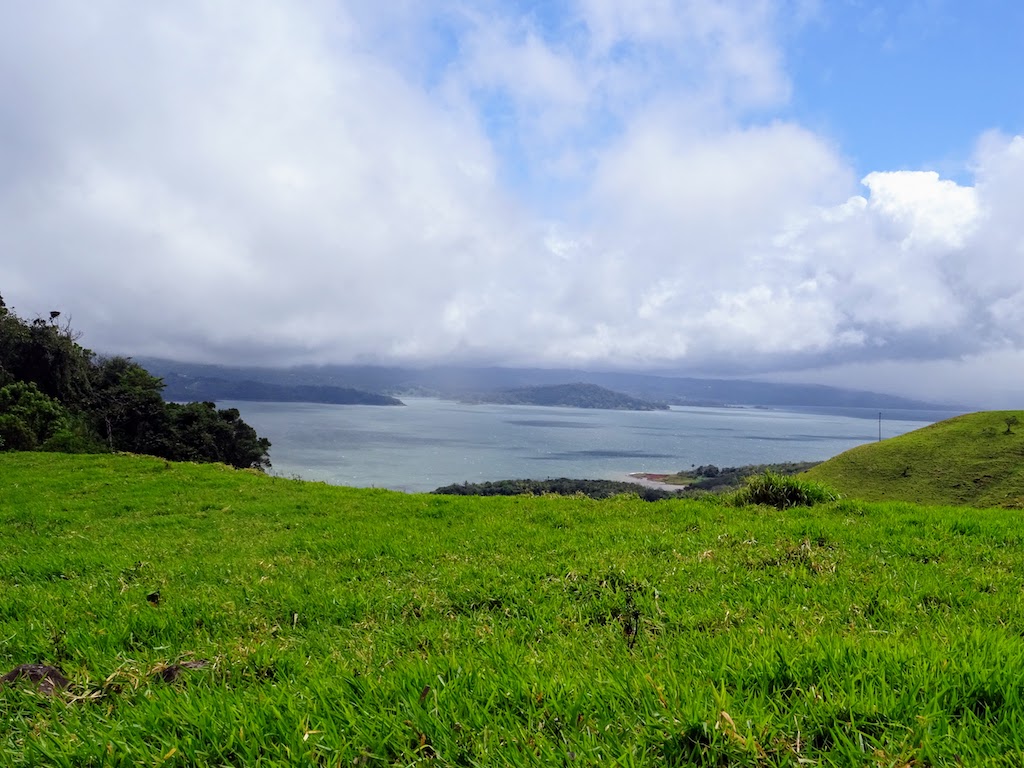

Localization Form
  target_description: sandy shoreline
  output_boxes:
[617,472,686,491]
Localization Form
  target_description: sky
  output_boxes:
[1,1,1023,406]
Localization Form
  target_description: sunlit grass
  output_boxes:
[804,409,1024,507]
[3,452,1024,765]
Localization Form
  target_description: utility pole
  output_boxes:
[878,412,882,442]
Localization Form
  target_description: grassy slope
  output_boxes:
[803,410,1024,507]
[4,453,1024,765]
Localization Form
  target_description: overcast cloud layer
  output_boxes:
[1,1,1022,405]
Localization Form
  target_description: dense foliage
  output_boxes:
[5,452,1024,765]
[0,294,270,468]
[0,381,70,450]
[433,477,679,501]
[434,466,832,503]
[665,461,822,492]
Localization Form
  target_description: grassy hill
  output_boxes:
[803,410,1024,507]
[6,452,1024,764]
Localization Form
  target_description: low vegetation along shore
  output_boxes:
[630,462,822,495]
[5,437,1024,765]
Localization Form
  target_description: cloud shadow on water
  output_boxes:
[529,449,678,460]
[503,419,597,428]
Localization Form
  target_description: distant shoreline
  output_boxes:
[621,472,684,490]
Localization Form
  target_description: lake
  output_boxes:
[221,398,960,493]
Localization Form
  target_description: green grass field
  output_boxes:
[4,452,1024,765]
[804,410,1024,507]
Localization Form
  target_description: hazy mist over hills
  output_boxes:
[140,358,954,414]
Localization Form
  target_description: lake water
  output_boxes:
[222,398,961,493]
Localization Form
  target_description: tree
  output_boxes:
[1005,415,1020,435]
[0,295,271,469]
[166,402,271,470]
[0,298,93,407]
[0,381,70,451]
[88,356,171,454]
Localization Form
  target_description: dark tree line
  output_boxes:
[433,478,678,501]
[0,294,270,469]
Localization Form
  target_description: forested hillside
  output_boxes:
[138,358,951,411]
[160,373,404,406]
[461,382,669,410]
[0,295,270,469]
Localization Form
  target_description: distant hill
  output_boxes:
[462,382,668,411]
[802,410,1024,507]
[137,358,952,413]
[159,374,404,406]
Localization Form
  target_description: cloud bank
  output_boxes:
[0,1,1021,404]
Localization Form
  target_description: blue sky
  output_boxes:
[785,1,1024,179]
[1,1,1023,405]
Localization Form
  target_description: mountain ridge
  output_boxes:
[138,358,954,412]
[159,373,404,406]
[459,382,669,411]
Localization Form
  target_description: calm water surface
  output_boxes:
[223,398,959,493]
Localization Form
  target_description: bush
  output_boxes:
[732,471,838,509]
[0,381,70,451]
[0,413,37,451]
[40,418,108,454]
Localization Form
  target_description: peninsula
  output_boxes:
[460,382,669,411]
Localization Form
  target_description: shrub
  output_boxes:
[732,471,839,509]
[40,416,108,454]
[0,381,70,451]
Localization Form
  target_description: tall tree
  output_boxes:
[88,356,170,455]
[167,402,271,470]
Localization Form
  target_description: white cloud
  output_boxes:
[0,2,1022,407]
[861,170,980,249]
[456,22,587,116]
[576,0,789,108]
[0,0,524,362]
